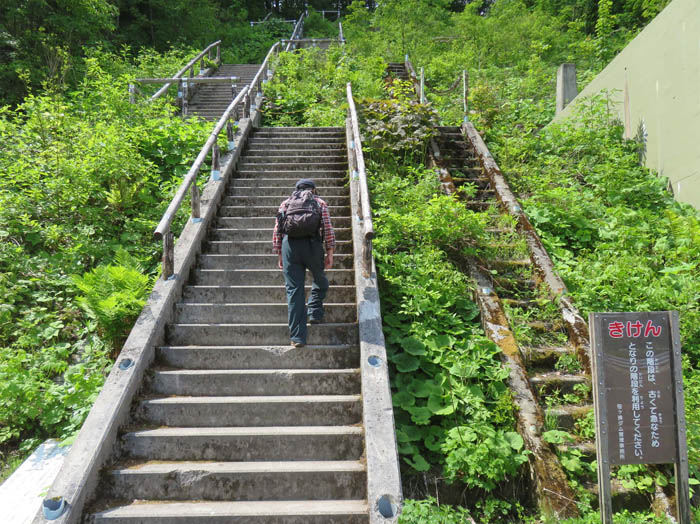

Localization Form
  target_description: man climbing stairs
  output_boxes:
[87,127,372,523]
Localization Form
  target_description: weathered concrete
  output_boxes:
[210,226,352,241]
[150,368,361,396]
[347,118,403,523]
[189,268,355,286]
[553,0,700,208]
[137,395,362,426]
[156,344,360,370]
[0,440,70,524]
[174,302,356,323]
[121,426,365,461]
[104,460,366,501]
[32,115,255,524]
[93,500,369,524]
[181,284,356,303]
[165,321,360,345]
[205,239,352,254]
[555,63,577,115]
[197,253,354,269]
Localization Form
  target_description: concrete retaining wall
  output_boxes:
[553,0,700,209]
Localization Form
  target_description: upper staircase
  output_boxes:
[188,64,262,121]
[86,127,370,523]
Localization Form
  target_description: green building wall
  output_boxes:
[554,0,700,209]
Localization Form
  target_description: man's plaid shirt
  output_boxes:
[272,195,336,254]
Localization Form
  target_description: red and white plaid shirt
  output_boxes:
[272,195,336,254]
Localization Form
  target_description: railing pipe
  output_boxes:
[249,41,280,108]
[150,40,221,101]
[346,83,374,276]
[154,86,249,279]
[286,12,306,52]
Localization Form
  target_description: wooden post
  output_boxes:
[244,92,251,119]
[182,81,189,117]
[211,143,221,181]
[129,83,136,104]
[191,178,201,220]
[590,313,614,524]
[216,43,220,63]
[162,231,174,280]
[671,310,691,524]
[200,57,205,74]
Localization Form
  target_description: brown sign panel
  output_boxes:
[595,312,677,465]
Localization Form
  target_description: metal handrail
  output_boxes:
[245,41,281,115]
[150,40,221,101]
[285,12,306,52]
[153,87,249,278]
[346,83,374,276]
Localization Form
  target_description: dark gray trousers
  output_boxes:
[282,236,329,344]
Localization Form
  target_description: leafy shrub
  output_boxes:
[73,249,151,352]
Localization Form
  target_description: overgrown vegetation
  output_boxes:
[261,0,697,521]
[2,0,695,522]
[0,47,214,457]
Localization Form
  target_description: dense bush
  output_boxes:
[0,48,213,452]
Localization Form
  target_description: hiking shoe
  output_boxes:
[291,340,305,348]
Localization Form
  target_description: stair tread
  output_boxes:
[111,460,365,473]
[143,395,361,404]
[126,426,364,437]
[154,368,359,375]
[94,499,368,517]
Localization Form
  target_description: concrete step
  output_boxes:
[529,371,589,396]
[190,268,355,286]
[203,239,353,255]
[121,426,365,461]
[231,177,348,188]
[221,195,350,207]
[104,460,366,501]
[235,170,348,179]
[217,205,349,217]
[238,162,348,171]
[209,227,352,241]
[92,499,369,523]
[137,395,362,426]
[174,303,356,323]
[156,344,360,370]
[229,186,349,197]
[253,127,344,135]
[165,322,359,346]
[214,216,351,229]
[245,149,347,157]
[546,404,593,430]
[197,253,353,269]
[246,140,346,149]
[181,285,356,304]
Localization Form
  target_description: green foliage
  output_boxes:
[442,424,530,489]
[0,48,212,449]
[262,45,385,127]
[399,497,474,523]
[72,249,151,351]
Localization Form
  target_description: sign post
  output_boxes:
[590,311,690,523]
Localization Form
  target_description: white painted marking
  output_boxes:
[0,440,70,524]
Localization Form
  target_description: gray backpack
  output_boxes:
[279,190,322,238]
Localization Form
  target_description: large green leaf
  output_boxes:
[401,336,427,355]
[391,352,420,372]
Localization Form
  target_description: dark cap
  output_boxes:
[295,178,316,190]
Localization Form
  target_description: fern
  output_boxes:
[72,248,151,351]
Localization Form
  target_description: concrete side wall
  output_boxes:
[554,0,700,208]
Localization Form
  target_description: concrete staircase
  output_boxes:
[188,64,261,121]
[385,63,408,81]
[87,127,370,522]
